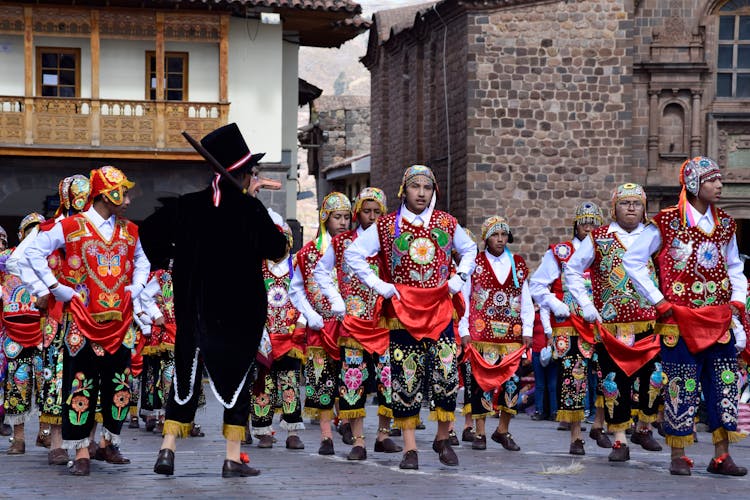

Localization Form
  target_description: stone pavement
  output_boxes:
[1,386,748,499]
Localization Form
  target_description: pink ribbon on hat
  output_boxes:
[211,151,254,207]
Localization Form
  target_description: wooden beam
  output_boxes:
[219,14,229,103]
[155,12,165,148]
[91,10,101,146]
[0,146,203,161]
[23,6,33,145]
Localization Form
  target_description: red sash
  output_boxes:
[596,322,660,377]
[306,319,341,360]
[2,317,42,348]
[343,298,390,355]
[69,293,133,355]
[465,344,529,392]
[269,333,304,361]
[569,314,596,344]
[667,303,732,355]
[387,283,454,341]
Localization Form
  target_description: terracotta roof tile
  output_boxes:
[180,0,362,14]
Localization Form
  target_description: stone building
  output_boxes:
[362,0,750,265]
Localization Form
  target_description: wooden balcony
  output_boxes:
[0,95,228,159]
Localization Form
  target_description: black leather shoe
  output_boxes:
[530,412,545,421]
[347,445,367,461]
[0,423,11,436]
[257,435,274,449]
[145,417,157,433]
[318,437,334,455]
[399,450,419,470]
[339,423,354,445]
[416,421,426,430]
[631,429,662,451]
[222,459,261,477]
[707,454,747,476]
[569,439,585,455]
[285,435,305,450]
[670,456,693,476]
[448,430,459,446]
[491,431,520,451]
[389,428,401,437]
[70,458,90,476]
[589,427,612,448]
[128,416,139,429]
[608,441,630,462]
[154,448,175,476]
[374,438,402,453]
[433,439,459,466]
[461,427,475,442]
[472,435,487,450]
[95,444,130,464]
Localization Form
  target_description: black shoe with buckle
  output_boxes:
[569,438,585,455]
[448,430,459,446]
[222,459,260,477]
[472,435,487,450]
[347,445,367,461]
[399,450,418,470]
[608,441,630,462]
[432,438,459,466]
[339,423,354,445]
[589,427,612,448]
[154,448,175,475]
[374,438,402,453]
[461,427,475,442]
[491,431,520,451]
[318,437,334,455]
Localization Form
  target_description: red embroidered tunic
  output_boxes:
[262,259,303,359]
[296,241,334,320]
[548,241,580,333]
[467,251,529,344]
[652,207,735,309]
[0,248,42,347]
[589,226,657,325]
[144,269,176,353]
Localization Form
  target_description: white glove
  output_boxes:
[134,314,152,336]
[581,303,602,323]
[732,315,746,351]
[330,295,346,318]
[306,309,325,331]
[372,279,400,300]
[448,274,465,295]
[125,284,144,300]
[267,208,284,227]
[50,283,77,303]
[548,297,570,319]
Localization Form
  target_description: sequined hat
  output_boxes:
[55,174,91,217]
[397,165,437,198]
[18,212,45,240]
[0,225,7,247]
[88,166,134,207]
[353,186,387,215]
[574,201,604,227]
[481,216,511,241]
[680,156,721,196]
[317,192,351,252]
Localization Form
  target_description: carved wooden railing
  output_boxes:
[0,95,228,149]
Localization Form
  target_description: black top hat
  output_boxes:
[198,123,265,174]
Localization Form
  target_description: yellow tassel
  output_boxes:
[377,406,393,419]
[287,348,306,363]
[163,420,192,438]
[607,321,655,336]
[318,409,334,421]
[303,407,320,419]
[470,409,493,418]
[129,406,138,417]
[556,410,584,423]
[223,424,245,442]
[338,409,366,419]
[630,409,639,417]
[461,404,472,416]
[637,411,658,424]
[338,337,363,350]
[658,404,664,412]
[607,420,633,432]
[429,407,455,422]
[654,323,680,337]
[394,415,421,430]
[666,433,694,448]
[496,406,517,416]
[712,427,728,444]
[728,430,748,443]
[595,396,604,409]
[39,414,62,425]
[91,311,123,322]
[379,317,406,331]
[552,327,578,336]
[95,412,103,424]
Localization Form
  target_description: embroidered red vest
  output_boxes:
[1,248,40,320]
[589,225,657,324]
[332,229,381,322]
[149,268,176,347]
[376,210,457,288]
[467,251,529,343]
[296,240,335,319]
[262,259,300,336]
[653,206,735,309]
[60,214,138,322]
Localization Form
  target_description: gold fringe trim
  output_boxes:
[39,414,62,425]
[665,434,694,448]
[163,420,192,438]
[470,410,494,419]
[607,420,632,432]
[709,427,745,444]
[654,323,680,336]
[462,404,472,416]
[95,412,103,424]
[630,409,639,417]
[142,345,174,356]
[379,317,406,331]
[496,406,517,416]
[429,407,455,423]
[303,407,320,419]
[394,415,421,430]
[658,404,664,412]
[595,396,604,409]
[470,341,521,356]
[556,410,584,423]
[606,321,655,336]
[637,411,658,424]
[338,409,366,419]
[91,311,123,322]
[223,424,245,442]
[378,406,393,419]
[338,336,364,349]
[552,327,578,337]
[318,409,334,421]
[129,406,138,416]
[287,348,306,362]
[728,431,748,444]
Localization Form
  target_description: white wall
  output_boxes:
[0,36,24,95]
[282,40,299,217]
[227,17,282,163]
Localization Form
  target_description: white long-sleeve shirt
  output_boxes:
[623,203,747,305]
[24,206,150,294]
[529,237,584,308]
[289,233,331,324]
[565,222,646,310]
[7,224,49,298]
[314,226,367,304]
[458,249,534,339]
[344,204,477,289]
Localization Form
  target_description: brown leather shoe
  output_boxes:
[0,423,11,436]
[318,437,334,455]
[491,431,520,451]
[630,429,662,451]
[7,438,25,455]
[707,454,747,476]
[36,429,52,448]
[339,423,354,445]
[128,416,139,429]
[472,434,487,450]
[48,447,69,465]
[154,448,175,475]
[70,457,90,476]
[94,444,131,464]
[399,449,419,470]
[670,455,693,476]
[461,427,475,442]
[448,430,460,446]
[433,438,459,466]
[589,427,613,449]
[285,435,304,450]
[222,459,261,477]
[347,445,367,461]
[374,437,402,453]
[257,435,274,449]
[608,441,630,462]
[569,438,585,455]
